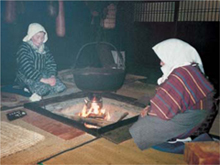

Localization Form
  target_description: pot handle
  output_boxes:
[72,42,124,70]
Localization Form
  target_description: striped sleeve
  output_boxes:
[44,46,57,76]
[148,65,214,120]
[16,43,42,81]
[149,84,181,120]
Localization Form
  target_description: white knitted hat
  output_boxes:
[23,23,48,43]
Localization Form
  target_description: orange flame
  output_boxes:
[78,100,111,128]
[78,101,108,118]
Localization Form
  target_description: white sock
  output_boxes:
[29,93,42,102]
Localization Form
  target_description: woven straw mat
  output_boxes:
[1,121,45,158]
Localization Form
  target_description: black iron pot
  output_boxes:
[72,42,126,92]
[73,67,125,92]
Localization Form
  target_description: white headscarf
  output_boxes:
[23,23,48,43]
[152,38,204,85]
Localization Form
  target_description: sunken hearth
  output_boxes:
[24,92,145,136]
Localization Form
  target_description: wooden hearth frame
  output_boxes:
[24,91,145,136]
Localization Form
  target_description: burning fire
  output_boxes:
[78,98,110,128]
[78,102,107,118]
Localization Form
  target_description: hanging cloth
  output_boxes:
[102,3,117,29]
[48,1,58,17]
[5,0,16,23]
[56,0,65,37]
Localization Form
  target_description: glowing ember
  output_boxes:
[84,123,100,129]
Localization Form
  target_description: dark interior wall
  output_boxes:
[176,22,219,82]
[117,2,219,93]
[1,1,219,93]
[133,22,176,67]
[1,1,119,85]
[123,21,219,93]
[130,22,219,72]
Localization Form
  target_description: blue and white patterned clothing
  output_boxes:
[15,41,66,96]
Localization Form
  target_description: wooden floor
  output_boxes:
[43,138,187,165]
[1,73,219,165]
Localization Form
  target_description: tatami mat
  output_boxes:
[1,121,45,158]
[1,110,96,165]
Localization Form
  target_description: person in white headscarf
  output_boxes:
[15,23,66,101]
[153,38,204,85]
[129,38,215,150]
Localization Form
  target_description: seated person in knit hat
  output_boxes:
[15,23,66,101]
[129,38,215,150]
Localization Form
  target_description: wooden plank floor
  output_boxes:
[43,138,187,165]
[121,139,187,164]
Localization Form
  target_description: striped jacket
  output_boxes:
[15,42,57,84]
[148,65,214,120]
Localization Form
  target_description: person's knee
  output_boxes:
[54,82,66,93]
[53,80,66,93]
[34,85,51,96]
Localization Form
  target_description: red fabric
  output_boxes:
[149,65,214,120]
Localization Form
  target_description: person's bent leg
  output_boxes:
[27,81,51,96]
[48,78,66,95]
[129,110,209,150]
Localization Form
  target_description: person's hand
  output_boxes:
[40,78,49,84]
[140,106,150,118]
[48,76,56,86]
[40,77,56,86]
